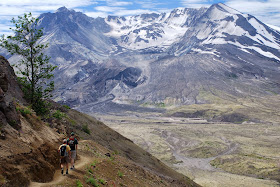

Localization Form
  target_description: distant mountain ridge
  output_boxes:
[2,3,280,113]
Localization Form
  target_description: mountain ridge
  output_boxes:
[1,3,280,113]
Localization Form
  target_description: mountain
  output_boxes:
[2,3,280,113]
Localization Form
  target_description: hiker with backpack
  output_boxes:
[67,132,78,169]
[58,139,71,175]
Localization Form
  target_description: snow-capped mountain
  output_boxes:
[171,3,280,60]
[1,3,280,112]
[104,7,206,50]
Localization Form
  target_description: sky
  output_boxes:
[0,0,280,35]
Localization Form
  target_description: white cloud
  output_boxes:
[0,0,96,8]
[0,23,12,31]
[85,11,108,18]
[180,0,212,8]
[225,0,280,26]
[106,0,133,6]
[182,3,210,8]
[135,0,163,9]
[181,0,209,4]
[94,6,125,12]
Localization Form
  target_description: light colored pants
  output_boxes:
[71,150,76,160]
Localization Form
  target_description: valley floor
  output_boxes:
[95,113,280,187]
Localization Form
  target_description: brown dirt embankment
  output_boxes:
[0,113,62,187]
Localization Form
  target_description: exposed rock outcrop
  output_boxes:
[0,56,22,131]
[0,56,61,186]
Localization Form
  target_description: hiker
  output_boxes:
[67,132,78,169]
[58,139,71,175]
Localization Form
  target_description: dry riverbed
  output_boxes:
[94,112,280,187]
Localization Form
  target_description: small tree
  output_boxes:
[0,13,56,115]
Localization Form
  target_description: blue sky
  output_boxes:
[0,0,279,35]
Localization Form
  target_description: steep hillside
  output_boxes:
[0,56,198,186]
[0,56,62,186]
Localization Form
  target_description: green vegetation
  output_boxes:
[0,174,6,186]
[82,124,91,134]
[52,110,65,119]
[86,177,99,187]
[141,102,166,108]
[109,155,115,162]
[225,72,238,79]
[98,178,106,185]
[187,141,227,158]
[66,116,77,125]
[7,120,17,127]
[91,161,97,167]
[87,166,94,174]
[76,179,83,187]
[156,102,165,108]
[113,150,119,155]
[63,105,71,109]
[210,153,279,180]
[16,106,32,117]
[0,13,56,115]
[118,171,124,178]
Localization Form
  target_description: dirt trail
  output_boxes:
[30,149,91,187]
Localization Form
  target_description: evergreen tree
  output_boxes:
[0,13,56,115]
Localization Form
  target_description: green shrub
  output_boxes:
[16,107,32,117]
[88,167,94,174]
[63,105,71,109]
[76,179,83,187]
[52,110,65,119]
[0,174,6,186]
[66,117,77,125]
[32,99,50,115]
[86,177,99,187]
[91,161,97,167]
[82,124,91,134]
[156,102,165,107]
[118,171,124,178]
[98,178,106,185]
[113,150,119,155]
[8,120,17,127]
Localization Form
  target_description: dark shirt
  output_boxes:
[67,137,78,150]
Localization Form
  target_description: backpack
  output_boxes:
[68,137,75,146]
[68,137,76,150]
[60,145,67,157]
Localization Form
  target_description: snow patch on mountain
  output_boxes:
[267,24,280,32]
[104,9,206,50]
[249,46,280,61]
[217,3,240,14]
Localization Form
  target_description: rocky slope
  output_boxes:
[0,56,198,186]
[0,56,62,186]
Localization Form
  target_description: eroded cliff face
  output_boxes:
[0,56,62,186]
[0,56,22,134]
